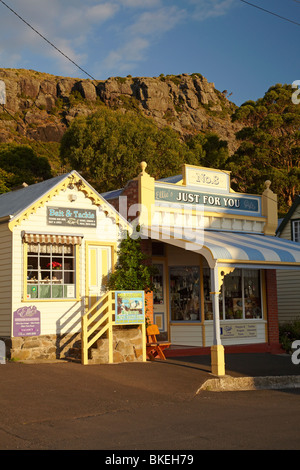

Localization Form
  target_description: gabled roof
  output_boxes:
[0,173,67,220]
[276,195,300,237]
[0,170,131,231]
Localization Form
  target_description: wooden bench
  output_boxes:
[146,324,171,360]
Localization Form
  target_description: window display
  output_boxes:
[243,269,262,319]
[170,266,200,321]
[26,243,76,299]
[203,268,262,320]
[153,264,164,304]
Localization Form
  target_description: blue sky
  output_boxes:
[0,0,299,105]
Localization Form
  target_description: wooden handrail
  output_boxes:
[81,291,115,365]
[81,290,147,365]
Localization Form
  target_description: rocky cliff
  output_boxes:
[0,68,242,154]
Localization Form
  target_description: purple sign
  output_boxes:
[13,306,41,337]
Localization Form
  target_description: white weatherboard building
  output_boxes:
[0,171,131,361]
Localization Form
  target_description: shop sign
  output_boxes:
[115,291,145,325]
[47,207,97,227]
[155,185,260,214]
[184,166,230,192]
[221,324,257,338]
[13,306,41,337]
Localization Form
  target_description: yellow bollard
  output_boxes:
[211,344,225,376]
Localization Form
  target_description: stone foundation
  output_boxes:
[1,325,144,364]
[90,326,144,364]
[1,332,81,362]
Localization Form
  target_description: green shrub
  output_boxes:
[279,321,300,353]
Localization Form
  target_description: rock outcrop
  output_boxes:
[0,68,242,153]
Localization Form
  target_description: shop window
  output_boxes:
[153,264,164,304]
[170,266,200,321]
[203,268,262,320]
[292,219,300,242]
[26,243,76,299]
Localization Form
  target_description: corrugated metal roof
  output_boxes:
[157,175,182,184]
[0,173,68,219]
[101,188,123,200]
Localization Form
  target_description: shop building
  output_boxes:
[104,162,300,372]
[0,171,144,363]
[1,164,299,370]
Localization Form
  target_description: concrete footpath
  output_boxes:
[1,352,300,395]
[170,352,300,392]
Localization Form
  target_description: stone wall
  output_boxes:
[90,326,144,364]
[0,325,144,364]
[1,332,81,362]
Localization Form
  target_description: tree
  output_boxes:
[107,232,157,292]
[0,144,52,192]
[59,108,198,193]
[228,84,300,215]
[186,132,230,169]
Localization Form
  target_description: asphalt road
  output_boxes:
[1,360,300,452]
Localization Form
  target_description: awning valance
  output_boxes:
[22,232,83,245]
[146,227,300,269]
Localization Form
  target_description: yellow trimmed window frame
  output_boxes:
[23,241,80,302]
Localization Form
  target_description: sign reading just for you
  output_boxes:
[155,186,260,214]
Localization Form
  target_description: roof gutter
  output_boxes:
[0,215,12,225]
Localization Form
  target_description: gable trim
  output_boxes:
[8,171,131,233]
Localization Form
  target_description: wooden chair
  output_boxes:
[146,324,171,360]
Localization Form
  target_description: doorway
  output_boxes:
[86,243,114,309]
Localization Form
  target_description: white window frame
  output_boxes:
[24,242,79,301]
[292,219,300,243]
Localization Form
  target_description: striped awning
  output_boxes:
[22,232,83,245]
[201,231,300,266]
[147,227,300,268]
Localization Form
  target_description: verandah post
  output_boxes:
[210,266,225,376]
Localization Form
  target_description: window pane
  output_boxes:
[64,271,74,284]
[27,284,38,298]
[244,269,262,319]
[52,285,63,298]
[224,269,243,319]
[64,257,74,270]
[153,264,164,304]
[170,266,200,321]
[293,220,300,242]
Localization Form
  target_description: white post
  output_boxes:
[210,267,225,376]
